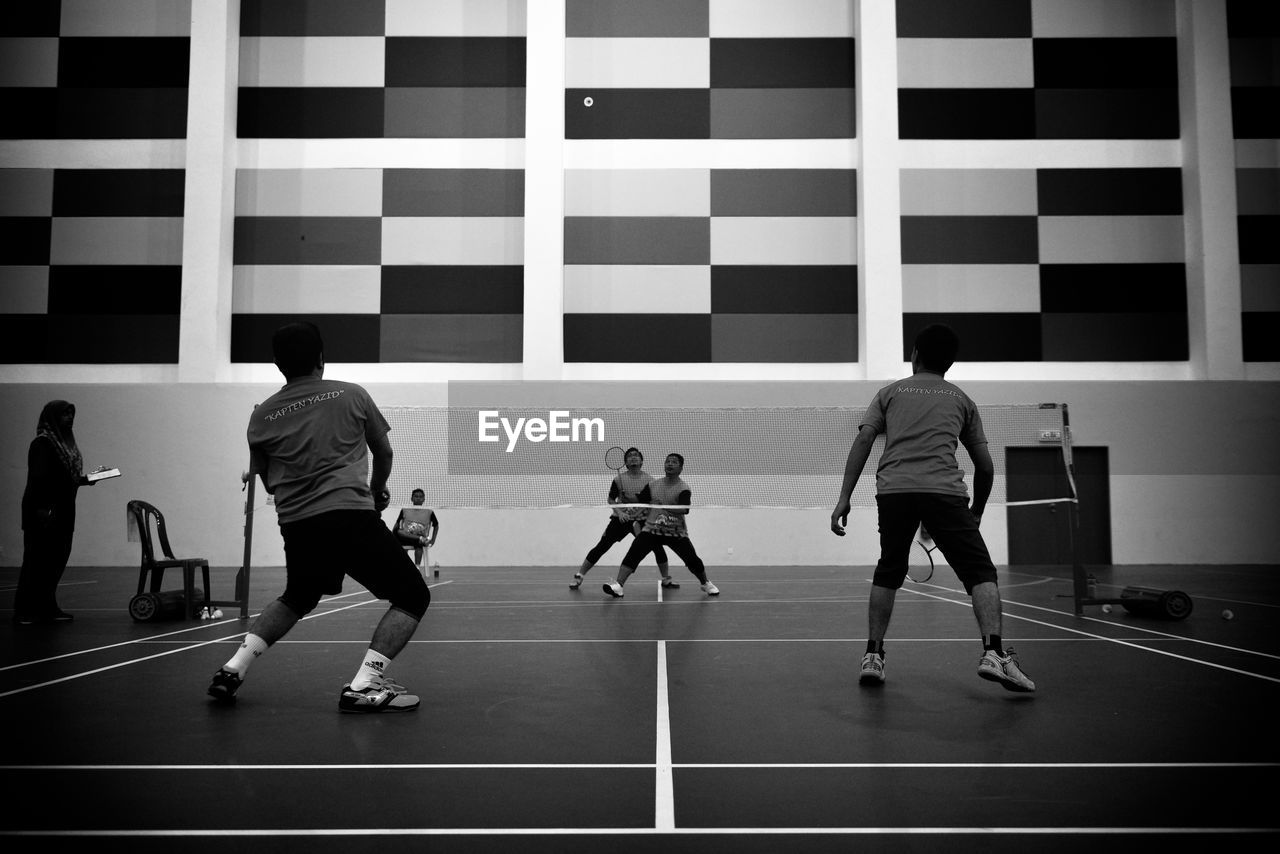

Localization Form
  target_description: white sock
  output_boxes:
[350,650,392,691]
[223,633,268,675]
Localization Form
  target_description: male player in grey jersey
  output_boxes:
[830,324,1035,693]
[208,322,430,712]
[604,453,719,598]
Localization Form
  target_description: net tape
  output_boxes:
[378,403,1073,510]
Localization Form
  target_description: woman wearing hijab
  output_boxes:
[14,401,96,624]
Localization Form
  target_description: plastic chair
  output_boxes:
[403,541,440,577]
[403,540,426,567]
[393,507,438,578]
[126,500,213,621]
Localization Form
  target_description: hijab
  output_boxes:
[35,400,83,479]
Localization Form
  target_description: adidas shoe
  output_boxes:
[208,668,243,703]
[339,676,420,713]
[661,577,680,588]
[859,652,886,686]
[603,581,625,598]
[570,572,584,590]
[978,647,1036,693]
[700,581,720,596]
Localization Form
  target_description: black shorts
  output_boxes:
[599,516,638,545]
[585,517,669,565]
[622,532,703,574]
[873,493,998,593]
[279,509,429,619]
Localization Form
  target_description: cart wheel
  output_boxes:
[129,592,160,622]
[1159,590,1193,620]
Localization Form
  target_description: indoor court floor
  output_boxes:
[1,561,1276,852]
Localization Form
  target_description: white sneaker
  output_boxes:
[603,581,624,598]
[338,676,420,713]
[859,652,886,685]
[700,581,720,596]
[977,647,1036,692]
[569,572,584,590]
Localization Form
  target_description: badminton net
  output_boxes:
[379,403,1073,510]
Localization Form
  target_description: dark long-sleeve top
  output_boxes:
[21,437,84,531]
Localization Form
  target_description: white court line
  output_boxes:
[655,640,674,831]
[1008,596,1280,662]
[0,579,98,593]
[0,633,249,699]
[901,586,1280,683]
[128,636,1243,647]
[1,827,1274,838]
[674,761,1279,769]
[997,577,1058,590]
[428,598,859,610]
[5,576,1273,689]
[652,578,676,827]
[0,589,371,672]
[456,579,848,586]
[1199,595,1280,610]
[995,567,1280,612]
[0,582,453,698]
[903,578,1280,660]
[3,761,1271,771]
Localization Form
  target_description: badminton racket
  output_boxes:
[907,524,938,583]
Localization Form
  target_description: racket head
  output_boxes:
[604,445,626,471]
[907,539,934,583]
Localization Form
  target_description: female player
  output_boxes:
[603,453,719,598]
[571,447,675,590]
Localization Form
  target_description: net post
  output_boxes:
[1061,404,1087,615]
[237,462,255,620]
[1068,498,1086,615]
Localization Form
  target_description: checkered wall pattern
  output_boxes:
[565,0,856,139]
[896,0,1187,362]
[901,167,1187,361]
[231,168,524,363]
[0,2,189,364]
[237,0,526,138]
[2,1,1276,368]
[562,1,857,363]
[230,1,528,364]
[0,168,185,363]
[0,1,190,139]
[896,0,1178,139]
[563,168,858,362]
[1228,0,1280,362]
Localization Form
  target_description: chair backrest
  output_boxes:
[126,500,177,565]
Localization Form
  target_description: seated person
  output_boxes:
[392,488,438,569]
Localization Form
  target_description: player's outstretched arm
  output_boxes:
[831,425,878,535]
[368,430,394,511]
[964,441,994,523]
[248,448,274,494]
